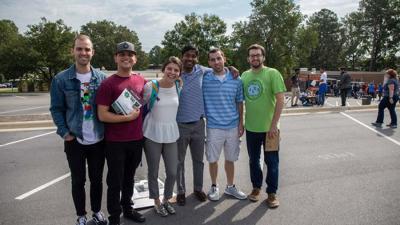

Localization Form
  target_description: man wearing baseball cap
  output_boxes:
[96,41,146,225]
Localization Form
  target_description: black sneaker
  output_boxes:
[123,208,145,223]
[371,122,383,128]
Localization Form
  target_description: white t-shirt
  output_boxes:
[320,72,327,84]
[215,73,226,82]
[143,86,179,143]
[76,72,101,145]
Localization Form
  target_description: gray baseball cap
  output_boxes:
[116,41,136,54]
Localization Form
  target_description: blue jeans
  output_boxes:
[246,130,279,194]
[318,83,327,105]
[376,96,399,125]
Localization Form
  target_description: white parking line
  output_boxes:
[326,102,334,107]
[0,106,48,115]
[340,112,400,146]
[0,131,55,148]
[15,173,71,200]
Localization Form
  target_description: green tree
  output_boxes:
[25,17,75,84]
[342,12,366,70]
[0,20,38,81]
[293,25,319,69]
[230,0,303,76]
[357,0,399,71]
[148,45,164,66]
[80,20,148,70]
[162,13,228,65]
[307,9,344,70]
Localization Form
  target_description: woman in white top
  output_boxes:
[142,56,182,217]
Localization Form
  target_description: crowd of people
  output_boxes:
[290,68,399,110]
[49,35,286,225]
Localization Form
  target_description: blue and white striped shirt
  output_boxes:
[203,70,243,129]
[176,64,211,123]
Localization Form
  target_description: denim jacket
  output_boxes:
[50,64,106,140]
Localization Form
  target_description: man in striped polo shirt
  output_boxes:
[203,48,246,201]
[176,45,210,205]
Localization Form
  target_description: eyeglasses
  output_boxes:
[249,54,263,58]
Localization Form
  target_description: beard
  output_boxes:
[251,61,262,69]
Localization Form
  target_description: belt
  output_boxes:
[180,117,203,124]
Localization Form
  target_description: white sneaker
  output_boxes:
[224,185,247,200]
[76,216,87,225]
[208,185,220,201]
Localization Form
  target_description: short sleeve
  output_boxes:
[95,80,112,106]
[271,69,287,95]
[236,79,244,102]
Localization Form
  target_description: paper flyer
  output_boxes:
[111,88,142,115]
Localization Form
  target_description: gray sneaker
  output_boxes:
[154,204,168,217]
[224,185,247,200]
[208,185,220,201]
[163,201,176,214]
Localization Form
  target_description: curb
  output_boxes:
[0,105,398,131]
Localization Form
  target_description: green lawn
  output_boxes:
[0,88,19,93]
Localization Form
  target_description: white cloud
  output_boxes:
[0,0,361,52]
[297,0,359,18]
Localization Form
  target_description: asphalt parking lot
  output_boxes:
[0,106,399,225]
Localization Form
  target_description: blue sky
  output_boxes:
[0,0,359,52]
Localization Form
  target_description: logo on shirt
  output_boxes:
[246,80,263,100]
[81,82,93,121]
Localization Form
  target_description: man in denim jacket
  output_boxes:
[50,34,107,225]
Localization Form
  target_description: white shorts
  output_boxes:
[205,127,240,163]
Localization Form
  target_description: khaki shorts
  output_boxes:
[205,127,240,163]
[291,87,300,95]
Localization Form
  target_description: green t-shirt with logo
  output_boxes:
[242,66,286,132]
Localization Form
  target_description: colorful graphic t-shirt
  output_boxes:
[76,72,100,145]
[241,66,286,132]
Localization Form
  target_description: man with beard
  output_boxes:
[50,34,108,225]
[242,44,286,208]
[175,45,239,205]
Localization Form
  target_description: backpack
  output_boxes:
[146,79,181,112]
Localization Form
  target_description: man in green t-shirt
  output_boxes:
[241,44,286,208]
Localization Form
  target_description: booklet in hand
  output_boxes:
[111,88,142,115]
[265,130,280,151]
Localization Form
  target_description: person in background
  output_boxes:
[378,83,383,101]
[338,67,352,106]
[290,68,300,107]
[368,82,376,100]
[142,57,182,217]
[317,67,327,106]
[372,69,399,129]
[49,34,108,225]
